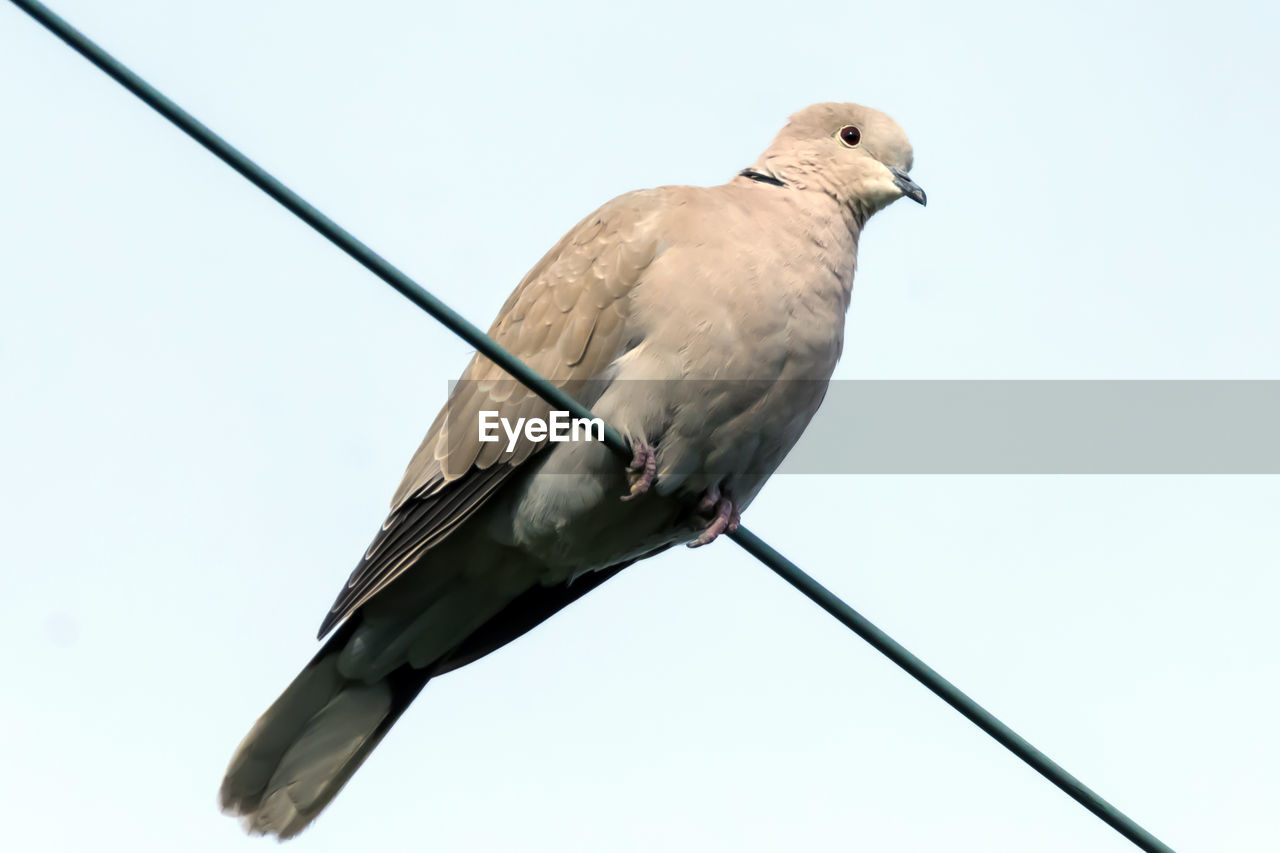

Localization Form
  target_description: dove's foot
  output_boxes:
[621,440,657,501]
[688,484,740,548]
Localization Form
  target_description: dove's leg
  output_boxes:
[621,440,657,501]
[688,483,740,548]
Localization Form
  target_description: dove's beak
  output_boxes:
[889,167,927,206]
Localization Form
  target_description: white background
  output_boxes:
[2,1,1277,850]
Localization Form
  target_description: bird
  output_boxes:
[219,101,925,838]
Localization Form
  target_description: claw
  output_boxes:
[688,490,740,548]
[621,440,657,501]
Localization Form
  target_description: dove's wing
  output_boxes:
[317,193,661,637]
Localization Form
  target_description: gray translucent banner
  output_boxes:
[443,380,1280,474]
[784,380,1280,474]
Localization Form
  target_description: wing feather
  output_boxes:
[317,192,662,637]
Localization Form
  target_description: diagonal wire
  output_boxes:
[7,2,1176,851]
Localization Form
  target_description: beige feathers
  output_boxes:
[221,102,922,839]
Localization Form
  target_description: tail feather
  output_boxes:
[219,622,430,839]
[219,559,639,839]
[243,681,392,838]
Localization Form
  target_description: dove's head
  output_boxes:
[746,102,924,224]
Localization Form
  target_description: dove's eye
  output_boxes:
[838,125,861,148]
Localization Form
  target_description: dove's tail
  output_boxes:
[218,624,431,840]
[219,560,635,839]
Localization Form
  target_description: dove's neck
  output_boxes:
[726,178,862,314]
[748,154,873,235]
[787,192,862,312]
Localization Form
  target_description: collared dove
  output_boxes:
[219,101,924,838]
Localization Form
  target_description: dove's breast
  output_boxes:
[622,184,860,504]
[496,185,862,578]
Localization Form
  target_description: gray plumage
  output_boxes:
[219,101,923,838]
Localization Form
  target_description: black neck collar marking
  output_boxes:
[738,168,786,188]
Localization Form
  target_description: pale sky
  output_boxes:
[2,1,1278,850]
